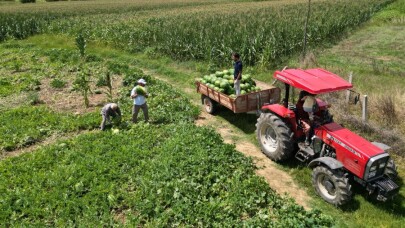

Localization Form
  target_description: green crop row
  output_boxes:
[0,0,394,67]
[43,0,393,67]
[124,0,394,66]
[0,122,332,226]
[0,106,98,151]
[0,0,244,42]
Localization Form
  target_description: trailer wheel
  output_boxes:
[312,166,352,206]
[384,158,398,180]
[256,113,294,161]
[202,95,217,114]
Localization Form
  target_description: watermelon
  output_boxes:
[241,90,246,95]
[136,86,147,96]
[220,81,229,89]
[215,71,224,77]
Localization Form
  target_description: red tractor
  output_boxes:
[256,68,399,206]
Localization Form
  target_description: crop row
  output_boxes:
[0,122,333,226]
[0,0,394,67]
[45,0,394,67]
[0,106,98,151]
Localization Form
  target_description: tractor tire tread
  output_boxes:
[312,166,352,206]
[256,113,294,161]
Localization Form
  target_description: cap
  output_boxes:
[137,78,147,85]
[111,103,118,110]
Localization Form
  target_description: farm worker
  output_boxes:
[100,103,121,131]
[297,91,317,146]
[131,78,149,123]
[232,52,243,95]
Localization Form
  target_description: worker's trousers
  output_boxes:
[234,80,241,96]
[132,103,149,123]
[100,114,110,131]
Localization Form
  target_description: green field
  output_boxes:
[1,0,404,226]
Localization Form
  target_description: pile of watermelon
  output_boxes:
[197,69,261,97]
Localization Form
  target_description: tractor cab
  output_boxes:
[262,68,352,141]
[257,68,399,206]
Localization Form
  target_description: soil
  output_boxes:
[38,76,123,114]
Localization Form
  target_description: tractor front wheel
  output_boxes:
[312,166,352,206]
[256,113,294,161]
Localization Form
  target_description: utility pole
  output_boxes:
[302,0,311,59]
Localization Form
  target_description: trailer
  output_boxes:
[196,81,281,114]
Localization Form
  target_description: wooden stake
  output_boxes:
[346,72,353,104]
[362,95,368,122]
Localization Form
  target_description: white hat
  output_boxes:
[137,79,147,85]
[111,103,118,110]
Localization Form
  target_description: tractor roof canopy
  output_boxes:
[273,68,353,94]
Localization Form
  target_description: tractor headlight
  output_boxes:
[369,171,377,178]
[364,154,390,181]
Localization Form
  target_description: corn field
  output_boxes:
[0,0,395,67]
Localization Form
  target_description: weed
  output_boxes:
[50,78,67,89]
[73,67,92,108]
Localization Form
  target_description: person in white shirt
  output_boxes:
[130,79,149,123]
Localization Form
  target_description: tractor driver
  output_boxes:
[296,91,318,146]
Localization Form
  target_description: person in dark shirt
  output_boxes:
[100,103,121,130]
[232,52,243,95]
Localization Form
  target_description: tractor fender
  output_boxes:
[308,157,343,170]
[261,104,295,119]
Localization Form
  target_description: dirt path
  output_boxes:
[145,68,312,208]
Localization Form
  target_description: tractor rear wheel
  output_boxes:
[256,113,294,161]
[202,95,217,114]
[312,166,352,206]
[385,158,398,180]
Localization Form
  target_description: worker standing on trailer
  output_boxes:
[232,52,243,95]
[100,103,121,131]
[131,79,149,123]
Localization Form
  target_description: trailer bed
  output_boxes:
[196,81,281,113]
